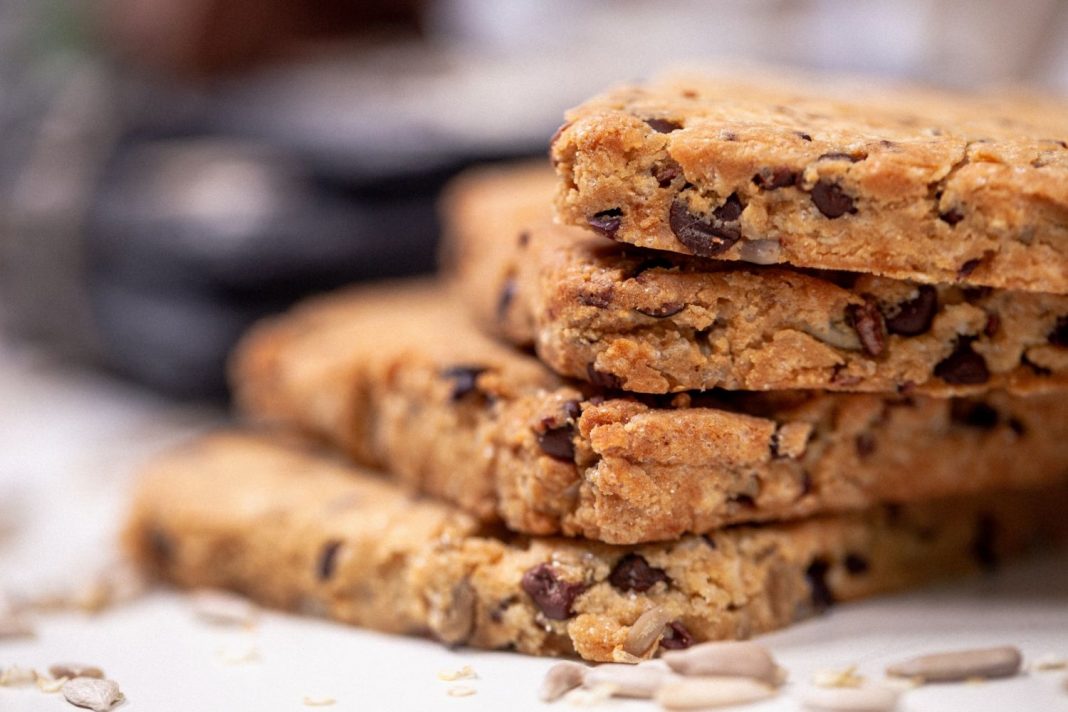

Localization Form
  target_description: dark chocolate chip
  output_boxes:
[957,258,982,279]
[971,514,999,572]
[609,553,670,592]
[148,529,173,564]
[586,363,623,390]
[317,539,342,580]
[844,553,870,575]
[645,117,682,133]
[797,131,813,141]
[659,622,694,650]
[855,433,876,458]
[520,563,587,620]
[588,208,623,238]
[752,167,798,190]
[884,285,938,336]
[939,208,964,226]
[497,278,516,321]
[950,401,999,429]
[1008,417,1027,436]
[668,193,744,257]
[934,339,989,385]
[517,231,530,247]
[817,151,863,162]
[846,301,886,357]
[653,163,681,187]
[1049,316,1068,346]
[810,180,857,219]
[635,302,686,318]
[984,314,1000,338]
[441,365,489,401]
[579,288,613,308]
[537,425,576,462]
[805,558,835,612]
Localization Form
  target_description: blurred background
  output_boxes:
[2,0,1068,399]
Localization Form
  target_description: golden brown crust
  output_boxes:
[231,281,1068,543]
[551,71,1068,293]
[125,433,1068,661]
[445,163,1068,395]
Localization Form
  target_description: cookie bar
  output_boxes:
[125,433,1068,662]
[444,164,1068,395]
[231,281,1068,543]
[551,70,1068,293]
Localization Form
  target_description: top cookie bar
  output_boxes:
[552,70,1068,293]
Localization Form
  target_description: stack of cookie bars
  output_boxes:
[126,71,1068,662]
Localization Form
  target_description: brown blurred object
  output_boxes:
[102,0,425,77]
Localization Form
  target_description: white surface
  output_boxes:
[1,339,1067,712]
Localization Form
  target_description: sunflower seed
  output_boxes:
[801,684,901,711]
[36,674,69,693]
[446,685,476,697]
[62,677,124,711]
[50,664,104,680]
[191,589,257,627]
[302,696,335,706]
[663,641,781,684]
[539,661,586,702]
[0,666,37,687]
[624,605,674,657]
[656,676,776,709]
[812,665,864,688]
[886,646,1021,682]
[584,662,675,698]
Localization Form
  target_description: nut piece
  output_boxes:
[624,605,674,657]
[886,645,1022,683]
[50,664,104,680]
[801,684,901,711]
[663,641,781,684]
[191,589,258,627]
[656,676,775,709]
[538,661,586,702]
[62,677,124,711]
[584,662,675,699]
[739,239,782,265]
[0,665,37,687]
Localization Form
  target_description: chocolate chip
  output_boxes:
[317,539,342,580]
[810,180,857,218]
[517,231,530,247]
[563,399,582,420]
[934,339,989,385]
[939,208,964,226]
[537,425,576,462]
[971,514,998,572]
[884,285,938,336]
[957,258,982,279]
[441,365,488,401]
[797,131,813,141]
[668,193,744,257]
[579,288,613,308]
[609,554,670,592]
[1008,417,1027,436]
[818,151,863,162]
[659,622,694,650]
[520,563,587,620]
[844,553,870,575]
[981,313,1000,338]
[752,167,798,190]
[653,163,681,187]
[588,209,623,238]
[148,529,173,564]
[846,301,886,357]
[805,558,835,612]
[635,302,685,318]
[1049,316,1068,346]
[497,278,516,321]
[855,433,876,458]
[645,118,682,133]
[950,401,999,429]
[586,364,623,390]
